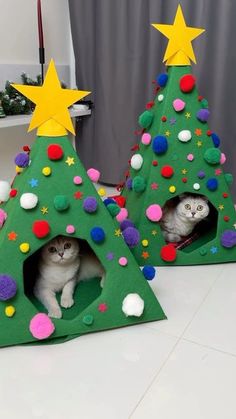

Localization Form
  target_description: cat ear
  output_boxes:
[200,195,208,203]
[179,193,187,201]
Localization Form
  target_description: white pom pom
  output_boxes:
[130,154,143,170]
[157,94,164,102]
[122,293,144,317]
[0,181,11,202]
[20,193,38,209]
[178,130,192,143]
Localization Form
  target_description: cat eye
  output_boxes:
[184,204,191,210]
[48,246,57,253]
[64,243,71,250]
[197,205,203,211]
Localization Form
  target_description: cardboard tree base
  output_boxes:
[120,65,236,266]
[0,135,165,348]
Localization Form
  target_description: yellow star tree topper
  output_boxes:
[12,59,90,136]
[152,4,205,66]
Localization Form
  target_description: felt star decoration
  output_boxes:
[11,59,90,135]
[152,4,205,65]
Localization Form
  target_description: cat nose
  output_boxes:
[191,211,196,216]
[58,252,64,258]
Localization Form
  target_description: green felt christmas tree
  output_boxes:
[120,5,236,266]
[0,60,165,347]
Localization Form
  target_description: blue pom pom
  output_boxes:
[14,152,30,168]
[157,73,168,87]
[142,265,156,281]
[211,133,221,148]
[90,227,105,243]
[152,136,168,155]
[206,178,218,191]
[103,198,115,206]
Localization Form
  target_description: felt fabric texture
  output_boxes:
[0,134,165,348]
[121,66,236,266]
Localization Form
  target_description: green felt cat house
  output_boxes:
[120,5,236,267]
[0,60,165,348]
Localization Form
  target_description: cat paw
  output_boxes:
[48,307,62,319]
[60,295,74,309]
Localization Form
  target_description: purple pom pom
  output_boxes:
[0,275,17,301]
[123,227,140,248]
[221,230,236,248]
[126,177,133,190]
[120,219,135,231]
[197,171,206,179]
[196,109,210,123]
[14,153,30,168]
[83,196,98,213]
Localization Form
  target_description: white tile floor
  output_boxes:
[1,185,236,418]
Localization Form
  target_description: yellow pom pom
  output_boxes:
[98,188,106,197]
[15,165,23,174]
[142,239,149,247]
[42,166,51,176]
[5,305,16,317]
[169,185,176,193]
[19,242,30,253]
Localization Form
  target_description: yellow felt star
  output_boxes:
[65,156,75,166]
[114,229,122,237]
[152,5,205,65]
[185,112,191,119]
[11,59,90,136]
[197,140,202,147]
[181,168,187,175]
[218,204,224,211]
[152,230,158,236]
[41,206,48,214]
[165,130,171,137]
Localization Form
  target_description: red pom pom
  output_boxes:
[47,144,64,161]
[112,195,126,208]
[179,74,196,93]
[222,193,228,198]
[198,95,204,101]
[160,244,177,262]
[182,177,188,183]
[146,101,155,109]
[152,160,158,166]
[161,116,167,122]
[32,220,50,238]
[23,145,30,152]
[10,189,17,197]
[224,216,230,222]
[207,130,212,136]
[161,165,174,178]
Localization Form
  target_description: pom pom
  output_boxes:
[161,165,174,178]
[200,98,208,109]
[116,208,128,223]
[5,305,16,317]
[157,94,164,102]
[206,178,218,191]
[122,293,144,317]
[211,133,220,148]
[42,167,51,176]
[152,135,168,155]
[126,177,133,190]
[9,189,17,197]
[204,148,221,165]
[103,198,115,206]
[193,183,200,191]
[138,110,154,129]
[141,133,152,145]
[73,175,83,185]
[142,239,149,247]
[66,225,75,234]
[29,313,55,340]
[220,153,226,165]
[0,181,10,202]
[90,227,105,243]
[197,109,210,123]
[146,204,162,222]
[20,193,38,210]
[54,195,70,211]
[83,196,98,213]
[157,73,168,87]
[87,168,100,183]
[123,227,140,247]
[32,220,50,238]
[120,219,135,231]
[160,244,177,262]
[132,176,146,192]
[107,203,120,217]
[14,152,30,168]
[179,74,196,92]
[221,230,236,248]
[0,275,17,301]
[173,98,185,112]
[169,185,176,193]
[119,257,128,266]
[19,243,30,253]
[130,154,143,170]
[112,195,126,207]
[187,154,194,161]
[198,171,205,179]
[225,173,233,185]
[47,144,64,160]
[142,265,156,280]
[178,130,192,143]
[0,208,7,228]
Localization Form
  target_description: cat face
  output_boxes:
[176,195,210,223]
[41,236,80,265]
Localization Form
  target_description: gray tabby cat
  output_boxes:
[160,194,210,243]
[34,236,105,319]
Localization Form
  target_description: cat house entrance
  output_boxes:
[160,193,218,253]
[23,236,105,321]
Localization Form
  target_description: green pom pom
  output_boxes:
[82,314,94,325]
[132,176,146,193]
[204,148,221,165]
[107,203,120,217]
[138,111,154,129]
[224,173,233,185]
[201,98,208,109]
[54,195,70,211]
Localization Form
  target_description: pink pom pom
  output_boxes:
[173,98,185,112]
[29,313,55,340]
[220,153,226,165]
[119,257,128,266]
[66,224,75,234]
[87,168,100,183]
[187,153,194,161]
[116,207,128,223]
[0,209,7,228]
[146,204,162,222]
[73,176,83,185]
[141,133,152,145]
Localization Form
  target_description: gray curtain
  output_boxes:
[69,0,236,199]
